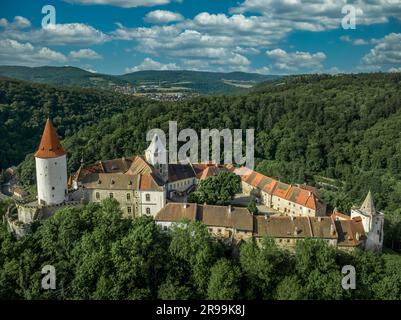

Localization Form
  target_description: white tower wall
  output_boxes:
[36,155,68,205]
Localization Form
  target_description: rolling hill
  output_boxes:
[0,66,279,95]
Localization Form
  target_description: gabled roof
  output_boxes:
[192,162,228,180]
[80,172,140,190]
[168,163,196,182]
[34,119,65,159]
[155,203,253,232]
[235,167,320,210]
[126,156,154,176]
[199,204,253,232]
[155,202,198,222]
[335,218,365,247]
[255,215,337,239]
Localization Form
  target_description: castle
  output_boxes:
[6,119,384,253]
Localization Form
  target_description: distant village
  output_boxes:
[3,119,384,253]
[113,83,198,101]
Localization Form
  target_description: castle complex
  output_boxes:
[6,119,384,253]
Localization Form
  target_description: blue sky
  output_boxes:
[0,0,400,75]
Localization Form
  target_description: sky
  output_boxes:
[0,0,400,75]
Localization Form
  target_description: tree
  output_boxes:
[189,171,241,205]
[168,220,218,298]
[247,198,259,214]
[239,237,292,299]
[275,275,304,300]
[207,259,241,300]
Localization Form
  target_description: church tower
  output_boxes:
[34,119,68,206]
[351,191,384,253]
[145,133,169,183]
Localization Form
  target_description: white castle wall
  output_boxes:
[36,155,67,205]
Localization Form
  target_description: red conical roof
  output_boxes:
[34,119,66,158]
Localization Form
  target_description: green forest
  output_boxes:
[0,199,400,300]
[1,72,401,299]
[1,73,401,250]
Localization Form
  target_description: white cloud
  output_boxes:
[0,16,31,29]
[0,17,108,46]
[232,0,401,30]
[0,39,67,66]
[340,35,370,45]
[125,57,180,72]
[234,46,260,55]
[144,10,184,23]
[69,48,102,60]
[266,48,326,72]
[64,0,172,8]
[362,33,401,69]
[388,67,401,72]
[254,66,271,74]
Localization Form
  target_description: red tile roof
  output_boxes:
[235,167,320,210]
[34,119,65,159]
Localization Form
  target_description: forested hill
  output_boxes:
[0,66,277,94]
[0,66,129,89]
[4,72,401,219]
[0,77,147,169]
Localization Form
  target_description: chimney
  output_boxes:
[308,191,312,196]
[228,205,232,213]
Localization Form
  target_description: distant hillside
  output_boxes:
[119,70,279,94]
[0,66,279,95]
[0,66,129,89]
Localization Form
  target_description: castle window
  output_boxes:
[127,206,132,214]
[163,225,168,231]
[96,192,100,200]
[127,193,131,201]
[146,194,151,202]
[146,208,151,215]
[52,187,55,190]
[109,193,114,199]
[55,162,57,165]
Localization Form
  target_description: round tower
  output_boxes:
[34,119,67,206]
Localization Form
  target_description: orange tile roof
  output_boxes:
[235,167,319,210]
[34,119,65,159]
[138,173,163,191]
